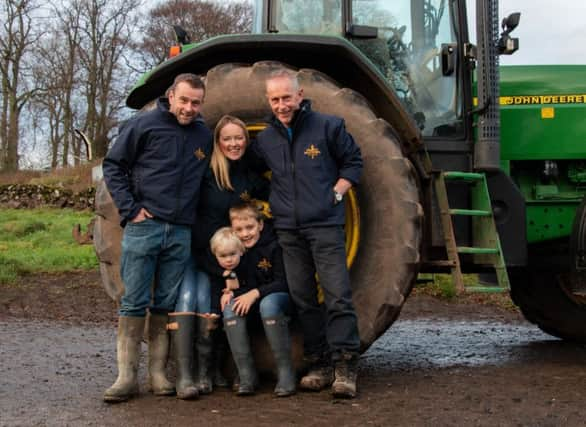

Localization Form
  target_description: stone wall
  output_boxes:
[0,184,95,210]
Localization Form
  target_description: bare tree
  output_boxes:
[8,0,252,168]
[0,0,40,171]
[31,3,83,167]
[132,0,253,73]
[27,0,139,167]
[77,0,140,159]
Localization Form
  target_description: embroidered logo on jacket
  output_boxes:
[304,144,321,159]
[240,190,251,201]
[257,258,272,271]
[194,148,206,160]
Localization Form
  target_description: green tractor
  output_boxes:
[499,64,586,340]
[94,0,586,351]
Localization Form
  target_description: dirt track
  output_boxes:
[2,271,586,426]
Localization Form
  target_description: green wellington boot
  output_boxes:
[103,316,145,403]
[169,313,199,400]
[224,316,258,396]
[263,315,296,397]
[148,313,175,396]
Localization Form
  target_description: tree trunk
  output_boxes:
[5,94,20,171]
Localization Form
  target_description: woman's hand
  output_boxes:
[220,291,234,312]
[232,289,260,316]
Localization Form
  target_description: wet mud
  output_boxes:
[2,273,586,426]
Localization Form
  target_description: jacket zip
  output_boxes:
[173,131,188,223]
[274,106,309,228]
[288,129,299,227]
[289,106,309,228]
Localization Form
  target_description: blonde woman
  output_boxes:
[169,115,268,399]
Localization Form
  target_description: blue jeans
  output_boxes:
[174,255,211,313]
[277,226,360,359]
[119,218,191,317]
[223,292,290,320]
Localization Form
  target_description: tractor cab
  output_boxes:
[254,0,462,137]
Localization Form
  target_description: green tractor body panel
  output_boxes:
[499,65,586,244]
[500,65,586,160]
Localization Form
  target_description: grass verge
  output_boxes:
[0,208,97,284]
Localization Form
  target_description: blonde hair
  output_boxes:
[229,201,264,223]
[210,227,245,255]
[210,115,250,191]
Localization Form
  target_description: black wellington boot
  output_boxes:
[196,316,218,395]
[212,328,229,388]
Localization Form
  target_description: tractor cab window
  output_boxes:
[352,0,462,137]
[271,0,343,35]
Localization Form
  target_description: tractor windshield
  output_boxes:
[270,0,343,35]
[351,0,461,136]
[267,0,462,136]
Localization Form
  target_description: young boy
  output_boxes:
[212,202,295,397]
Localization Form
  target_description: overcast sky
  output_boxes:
[470,0,586,65]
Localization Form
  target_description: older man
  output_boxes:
[253,69,363,398]
[102,73,212,402]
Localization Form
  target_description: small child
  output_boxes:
[183,227,244,395]
[217,202,296,397]
[208,227,246,311]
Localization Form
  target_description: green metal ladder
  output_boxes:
[433,171,510,293]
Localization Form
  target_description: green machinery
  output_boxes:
[500,65,586,246]
[498,65,586,340]
[94,0,586,350]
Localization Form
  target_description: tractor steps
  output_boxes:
[432,171,510,294]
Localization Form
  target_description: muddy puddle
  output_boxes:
[363,319,555,373]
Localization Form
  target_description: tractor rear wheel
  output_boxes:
[93,61,423,353]
[510,197,586,341]
[510,267,586,341]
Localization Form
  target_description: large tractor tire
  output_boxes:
[510,267,586,341]
[94,61,423,354]
[510,197,586,341]
[93,179,124,301]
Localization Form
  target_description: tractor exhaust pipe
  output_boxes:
[474,0,500,171]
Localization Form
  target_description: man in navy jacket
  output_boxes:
[102,73,212,402]
[254,69,363,398]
